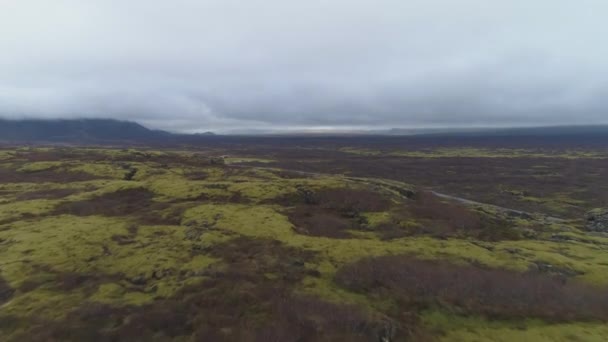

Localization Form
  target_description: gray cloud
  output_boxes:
[1,0,607,132]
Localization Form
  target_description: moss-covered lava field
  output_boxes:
[1,146,608,341]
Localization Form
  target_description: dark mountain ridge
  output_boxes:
[1,118,607,148]
[0,118,173,143]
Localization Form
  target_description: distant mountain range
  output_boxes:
[0,118,607,145]
[0,119,178,144]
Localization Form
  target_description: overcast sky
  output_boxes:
[1,1,607,132]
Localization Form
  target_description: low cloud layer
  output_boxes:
[1,0,607,132]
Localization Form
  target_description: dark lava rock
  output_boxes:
[153,269,173,280]
[530,261,583,278]
[129,275,147,286]
[550,234,575,242]
[585,209,608,232]
[504,247,521,254]
[296,186,318,205]
[0,277,15,304]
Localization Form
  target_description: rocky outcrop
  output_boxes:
[585,208,608,232]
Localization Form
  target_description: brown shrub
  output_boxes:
[205,236,317,282]
[289,207,354,238]
[19,293,402,342]
[410,191,481,229]
[16,264,124,296]
[16,188,81,201]
[271,186,393,211]
[53,188,158,217]
[284,187,393,239]
[52,187,191,227]
[335,255,608,322]
[136,204,187,226]
[316,187,393,213]
[0,167,101,184]
[17,303,131,341]
[13,149,218,168]
[253,295,405,342]
[285,189,518,241]
[273,170,314,179]
[403,191,520,241]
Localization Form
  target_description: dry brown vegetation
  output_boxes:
[7,237,403,342]
[245,148,608,219]
[53,188,159,217]
[290,207,355,238]
[403,191,521,241]
[285,187,393,238]
[284,187,522,241]
[15,262,126,296]
[15,188,83,201]
[11,149,215,167]
[52,188,195,226]
[14,295,397,342]
[0,167,101,183]
[336,255,608,322]
[136,205,188,226]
